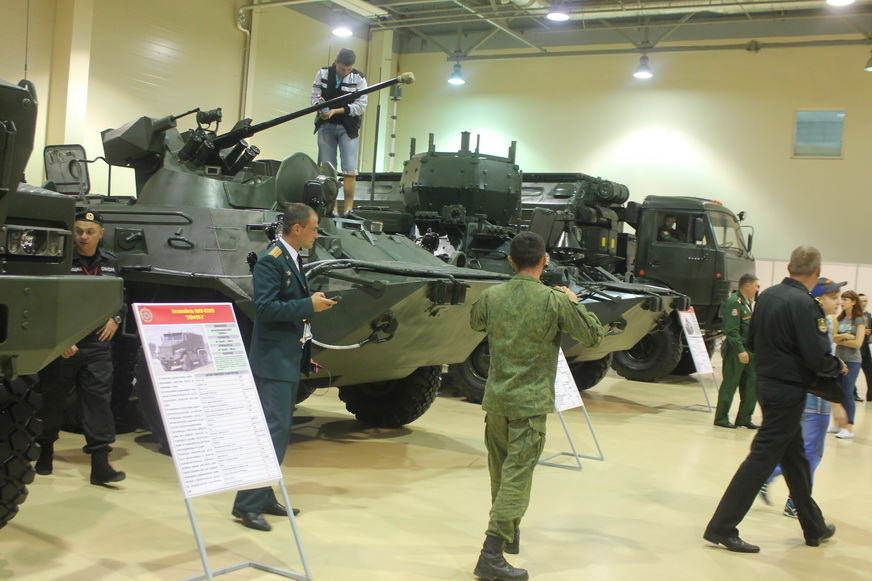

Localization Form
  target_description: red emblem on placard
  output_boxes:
[140,307,153,323]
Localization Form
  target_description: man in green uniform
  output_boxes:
[469,232,604,581]
[714,273,761,429]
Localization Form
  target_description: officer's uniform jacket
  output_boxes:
[722,290,752,353]
[248,240,314,382]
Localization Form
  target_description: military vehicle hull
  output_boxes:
[1,79,122,528]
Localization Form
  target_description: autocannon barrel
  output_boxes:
[212,72,415,150]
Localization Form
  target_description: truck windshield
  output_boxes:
[709,211,746,251]
[163,333,184,341]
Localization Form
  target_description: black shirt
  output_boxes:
[748,277,842,385]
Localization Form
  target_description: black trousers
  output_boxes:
[706,377,827,542]
[861,343,872,401]
[36,339,115,454]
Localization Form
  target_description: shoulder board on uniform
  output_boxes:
[268,246,283,258]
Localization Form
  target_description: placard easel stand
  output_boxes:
[677,309,716,413]
[180,481,311,581]
[538,351,606,471]
[538,404,605,471]
[683,372,716,413]
[130,303,312,581]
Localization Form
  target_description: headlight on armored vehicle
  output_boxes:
[2,225,66,257]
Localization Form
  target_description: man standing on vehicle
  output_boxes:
[231,203,336,532]
[35,210,127,486]
[714,273,761,429]
[469,231,603,580]
[704,245,841,553]
[311,48,367,216]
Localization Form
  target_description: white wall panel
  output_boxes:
[83,0,246,196]
[246,8,368,166]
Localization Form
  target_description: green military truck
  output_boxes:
[520,175,756,381]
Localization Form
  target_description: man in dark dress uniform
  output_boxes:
[704,245,841,553]
[231,203,336,532]
[714,273,761,429]
[35,211,127,485]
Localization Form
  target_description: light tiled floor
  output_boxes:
[3,360,870,580]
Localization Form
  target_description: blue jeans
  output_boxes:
[768,410,829,486]
[841,361,861,424]
[316,123,359,176]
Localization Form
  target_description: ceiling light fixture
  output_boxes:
[865,50,872,72]
[448,62,465,85]
[826,0,855,6]
[547,2,570,21]
[633,55,653,79]
[333,13,353,37]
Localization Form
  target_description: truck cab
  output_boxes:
[628,196,754,336]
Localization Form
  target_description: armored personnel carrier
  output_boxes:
[354,133,690,401]
[66,74,508,429]
[0,79,122,527]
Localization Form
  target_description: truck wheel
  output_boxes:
[161,362,172,372]
[611,325,683,382]
[338,366,441,428]
[671,339,716,375]
[569,353,613,391]
[445,340,489,403]
[0,376,41,529]
[181,354,192,372]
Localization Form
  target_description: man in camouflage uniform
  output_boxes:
[714,273,761,429]
[469,232,604,581]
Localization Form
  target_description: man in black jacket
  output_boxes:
[35,211,127,486]
[704,245,842,553]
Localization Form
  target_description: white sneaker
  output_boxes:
[827,426,840,434]
[835,429,854,439]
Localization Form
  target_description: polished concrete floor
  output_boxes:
[3,358,870,580]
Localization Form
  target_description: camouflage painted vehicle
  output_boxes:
[0,79,122,527]
[66,74,507,429]
[354,133,690,401]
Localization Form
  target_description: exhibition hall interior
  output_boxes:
[2,0,872,580]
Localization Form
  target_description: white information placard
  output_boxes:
[132,303,281,499]
[555,350,584,411]
[677,308,714,375]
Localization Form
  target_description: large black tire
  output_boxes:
[611,325,683,382]
[0,376,41,529]
[671,339,717,376]
[569,353,613,391]
[445,340,489,403]
[180,354,192,372]
[338,366,441,428]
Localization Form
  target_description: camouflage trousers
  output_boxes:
[485,413,547,542]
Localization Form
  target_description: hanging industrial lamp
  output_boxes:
[547,2,570,21]
[633,55,653,79]
[448,62,465,85]
[333,12,352,37]
[865,50,872,72]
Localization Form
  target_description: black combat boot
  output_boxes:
[473,535,529,581]
[35,442,53,475]
[504,529,520,555]
[90,449,126,485]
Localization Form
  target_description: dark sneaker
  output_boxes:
[758,483,772,506]
[783,500,798,519]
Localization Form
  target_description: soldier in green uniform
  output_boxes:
[714,273,761,429]
[469,232,604,581]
